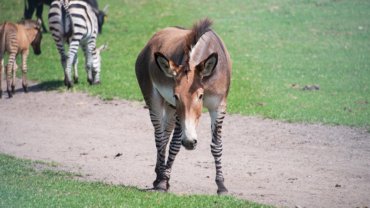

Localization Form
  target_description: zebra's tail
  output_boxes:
[61,0,72,40]
[61,0,69,14]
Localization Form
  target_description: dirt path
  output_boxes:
[1,80,369,208]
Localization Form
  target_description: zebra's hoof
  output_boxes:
[11,85,15,94]
[74,77,79,84]
[0,91,2,98]
[64,76,73,87]
[87,79,93,85]
[64,79,73,89]
[65,81,73,89]
[93,80,101,85]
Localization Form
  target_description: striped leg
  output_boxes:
[6,52,16,98]
[91,48,101,84]
[82,42,95,85]
[50,36,68,86]
[54,41,68,84]
[73,55,78,84]
[21,50,29,92]
[65,40,80,88]
[152,101,176,191]
[48,2,68,85]
[161,116,182,184]
[11,62,17,94]
[210,108,228,194]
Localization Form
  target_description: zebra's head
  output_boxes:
[97,5,108,34]
[90,44,108,85]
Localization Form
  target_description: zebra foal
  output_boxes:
[48,0,106,88]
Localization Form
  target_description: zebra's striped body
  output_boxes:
[48,0,104,87]
[0,20,42,98]
[135,19,231,194]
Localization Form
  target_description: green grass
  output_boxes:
[0,0,369,127]
[0,154,270,208]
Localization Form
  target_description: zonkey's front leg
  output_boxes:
[210,108,228,194]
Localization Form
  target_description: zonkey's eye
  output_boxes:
[198,94,203,100]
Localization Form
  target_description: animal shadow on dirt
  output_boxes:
[14,79,64,93]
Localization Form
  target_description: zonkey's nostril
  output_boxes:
[193,140,197,144]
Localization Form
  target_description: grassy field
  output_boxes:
[0,0,369,127]
[0,154,270,208]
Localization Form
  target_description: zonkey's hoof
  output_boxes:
[154,180,169,192]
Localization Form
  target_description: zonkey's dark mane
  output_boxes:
[184,18,213,61]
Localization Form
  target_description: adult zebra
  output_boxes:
[48,0,107,87]
[24,0,107,34]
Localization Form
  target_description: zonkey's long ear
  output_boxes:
[154,52,178,78]
[196,52,218,77]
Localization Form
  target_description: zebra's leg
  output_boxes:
[21,50,29,93]
[209,105,228,195]
[85,42,101,85]
[153,103,176,191]
[91,52,101,85]
[6,53,16,98]
[73,55,78,84]
[92,44,108,84]
[54,41,68,86]
[82,44,94,85]
[65,41,80,88]
[48,5,68,85]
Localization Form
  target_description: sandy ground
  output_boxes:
[1,80,370,208]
